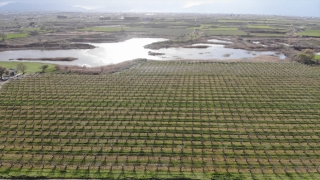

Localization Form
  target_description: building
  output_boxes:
[6,69,18,76]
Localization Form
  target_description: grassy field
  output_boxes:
[314,55,320,60]
[209,27,239,31]
[0,33,28,41]
[0,61,320,179]
[297,30,320,37]
[0,62,56,73]
[218,20,249,23]
[125,27,194,36]
[78,27,123,32]
[250,33,286,37]
[247,25,272,29]
[204,30,246,36]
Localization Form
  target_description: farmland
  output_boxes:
[78,27,123,32]
[1,13,320,57]
[297,30,320,37]
[1,61,320,179]
[0,33,28,41]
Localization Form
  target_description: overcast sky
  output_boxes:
[0,0,319,17]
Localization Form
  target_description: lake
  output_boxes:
[0,38,286,67]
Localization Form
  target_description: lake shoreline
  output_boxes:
[14,57,78,61]
[0,38,288,67]
[0,42,95,52]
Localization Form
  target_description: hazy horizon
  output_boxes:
[0,0,319,17]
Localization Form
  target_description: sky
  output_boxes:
[0,0,319,17]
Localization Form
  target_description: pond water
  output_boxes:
[252,41,268,47]
[153,43,285,60]
[0,38,286,67]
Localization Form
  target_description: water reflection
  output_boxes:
[208,39,233,44]
[0,38,286,67]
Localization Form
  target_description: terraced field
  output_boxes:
[1,61,320,179]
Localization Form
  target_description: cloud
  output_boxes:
[73,5,102,10]
[0,2,12,6]
[184,1,206,8]
[183,0,232,8]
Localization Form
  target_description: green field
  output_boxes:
[204,29,246,36]
[0,61,320,179]
[297,30,320,37]
[125,27,194,36]
[247,25,272,29]
[314,55,320,60]
[0,33,28,41]
[218,20,249,23]
[207,27,238,31]
[0,62,56,73]
[21,27,41,31]
[78,27,123,32]
[250,33,286,37]
[195,25,238,31]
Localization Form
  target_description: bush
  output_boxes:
[29,30,39,36]
[296,49,316,64]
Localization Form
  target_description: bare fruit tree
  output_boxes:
[40,65,49,73]
[0,66,6,80]
[0,33,6,42]
[17,63,27,74]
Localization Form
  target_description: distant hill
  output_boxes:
[183,1,320,17]
[0,2,87,12]
[0,1,319,17]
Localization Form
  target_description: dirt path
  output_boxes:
[0,74,30,91]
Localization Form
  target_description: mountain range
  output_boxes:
[0,1,319,17]
[0,3,87,12]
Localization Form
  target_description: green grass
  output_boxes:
[208,27,238,31]
[20,27,46,34]
[125,27,193,36]
[0,33,28,41]
[195,25,238,31]
[0,61,56,73]
[78,27,122,32]
[297,30,320,37]
[21,27,41,31]
[204,29,246,36]
[250,33,286,37]
[247,25,272,29]
[314,55,320,60]
[218,20,249,23]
